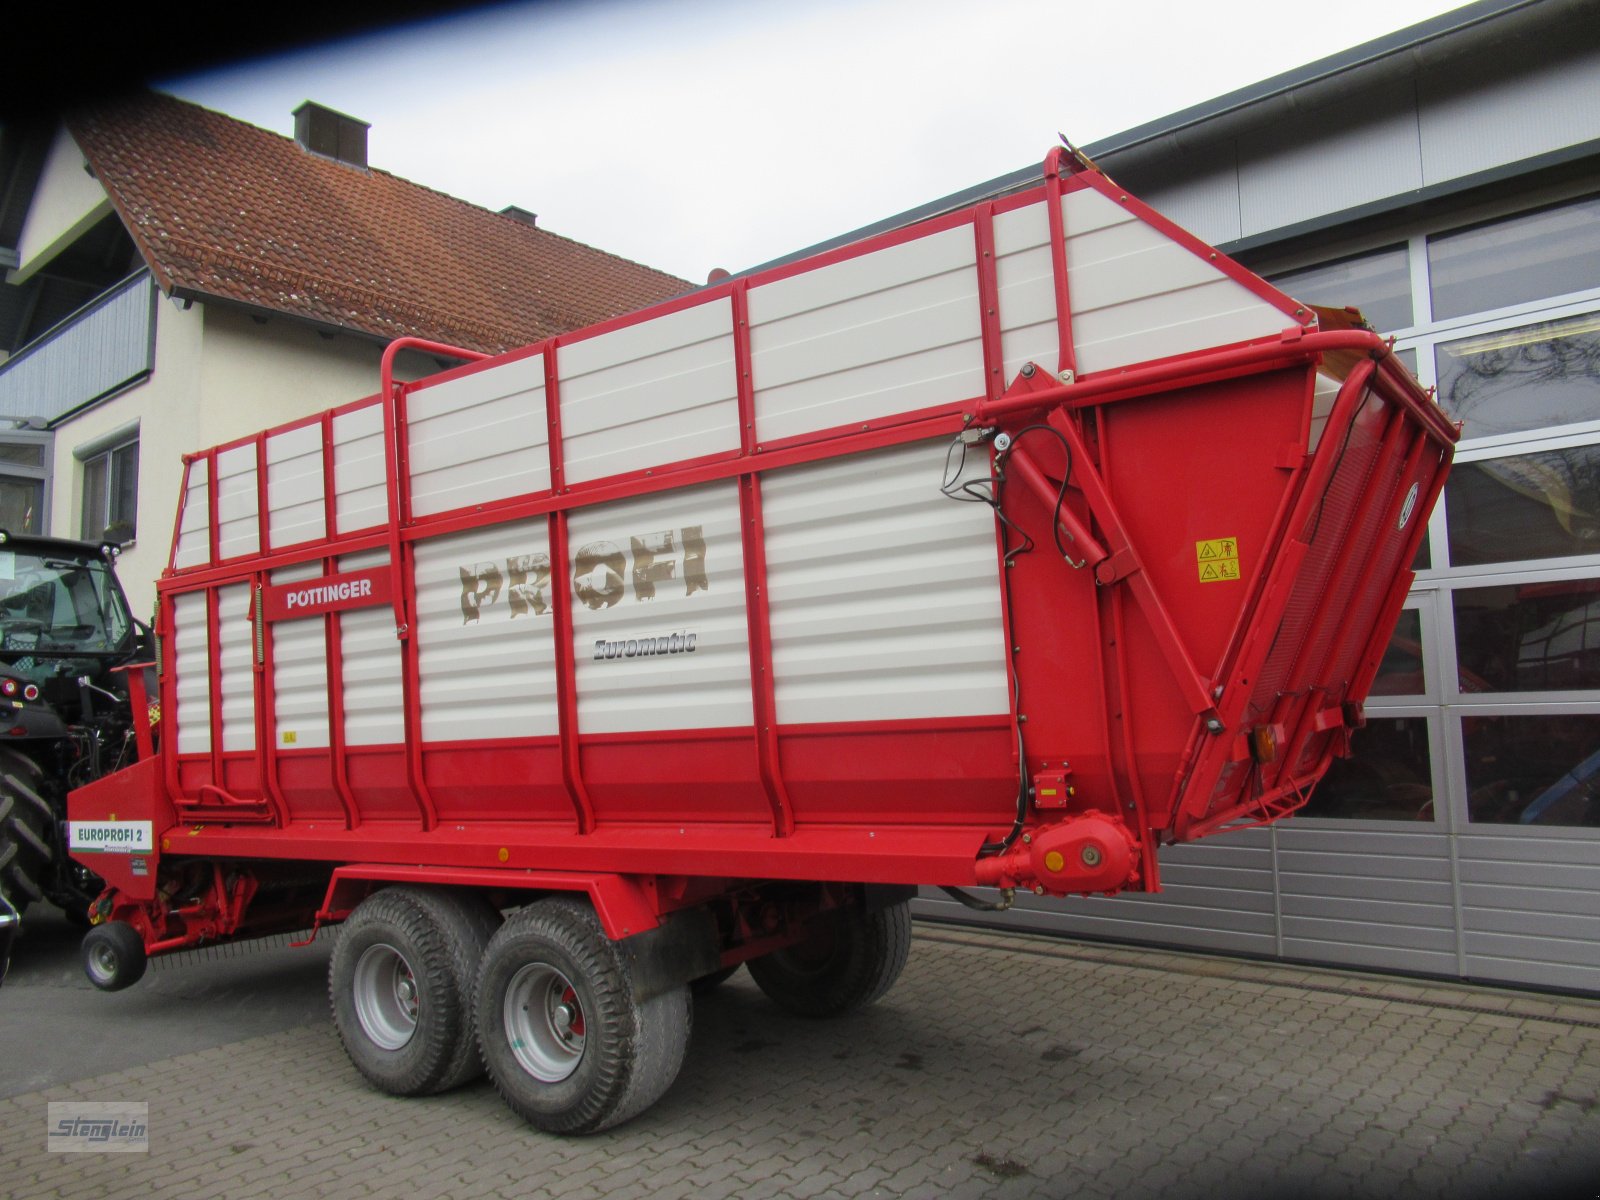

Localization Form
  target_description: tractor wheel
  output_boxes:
[329,887,497,1097]
[747,900,911,1018]
[0,749,54,918]
[476,897,692,1135]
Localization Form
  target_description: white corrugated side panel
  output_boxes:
[413,519,559,742]
[1062,189,1289,373]
[333,404,389,533]
[992,201,1058,383]
[749,225,985,443]
[172,591,211,755]
[1309,373,1341,451]
[214,444,260,560]
[339,549,404,746]
[569,480,751,733]
[270,561,329,750]
[217,583,256,752]
[408,354,551,517]
[559,299,739,485]
[266,424,326,549]
[172,458,211,570]
[762,438,1009,725]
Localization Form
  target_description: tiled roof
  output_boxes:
[67,92,692,354]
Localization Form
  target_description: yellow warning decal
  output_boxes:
[1196,538,1241,583]
[281,730,298,745]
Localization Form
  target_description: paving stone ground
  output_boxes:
[3,924,1598,1200]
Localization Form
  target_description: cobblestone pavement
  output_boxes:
[3,924,1598,1200]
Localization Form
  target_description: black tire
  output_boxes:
[0,750,54,917]
[476,897,692,1135]
[747,900,911,1018]
[82,921,147,991]
[329,886,498,1097]
[412,888,501,1091]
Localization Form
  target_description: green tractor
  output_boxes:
[0,532,150,925]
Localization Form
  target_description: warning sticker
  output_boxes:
[1196,538,1241,583]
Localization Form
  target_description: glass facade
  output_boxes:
[1266,192,1600,840]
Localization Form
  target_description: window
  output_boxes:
[1462,713,1600,827]
[1269,245,1414,334]
[1453,579,1600,692]
[78,431,138,544]
[1427,195,1600,321]
[1445,445,1600,567]
[1434,313,1600,440]
[1370,609,1426,697]
[0,437,48,535]
[1299,717,1435,821]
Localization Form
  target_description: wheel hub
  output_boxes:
[504,963,586,1083]
[352,943,420,1051]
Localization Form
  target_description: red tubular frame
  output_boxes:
[1042,146,1078,379]
[380,338,488,831]
[545,344,596,835]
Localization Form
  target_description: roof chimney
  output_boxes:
[499,205,539,227]
[293,101,370,169]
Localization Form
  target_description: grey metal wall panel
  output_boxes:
[1417,42,1600,187]
[0,273,154,423]
[1459,882,1600,918]
[1275,845,1452,884]
[1455,859,1599,890]
[1274,826,1457,975]
[946,897,1280,957]
[1236,83,1423,239]
[1272,868,1445,905]
[1278,893,1453,929]
[1129,155,1243,247]
[1457,832,1600,991]
[1463,934,1600,994]
[1456,833,1600,867]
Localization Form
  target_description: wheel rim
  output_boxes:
[503,962,585,1082]
[87,941,119,986]
[352,943,420,1051]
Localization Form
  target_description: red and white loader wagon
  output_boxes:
[68,149,1456,1132]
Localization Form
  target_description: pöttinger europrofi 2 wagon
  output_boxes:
[67,148,1457,1132]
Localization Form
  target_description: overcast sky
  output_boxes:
[163,0,1473,283]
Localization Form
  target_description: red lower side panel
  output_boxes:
[275,750,345,821]
[579,731,768,824]
[425,742,571,823]
[344,747,418,821]
[167,717,1021,841]
[778,720,1015,824]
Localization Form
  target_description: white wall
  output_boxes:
[10,131,112,284]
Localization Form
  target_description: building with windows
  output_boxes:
[912,0,1600,994]
[0,92,690,614]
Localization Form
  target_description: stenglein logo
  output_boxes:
[47,1102,149,1153]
